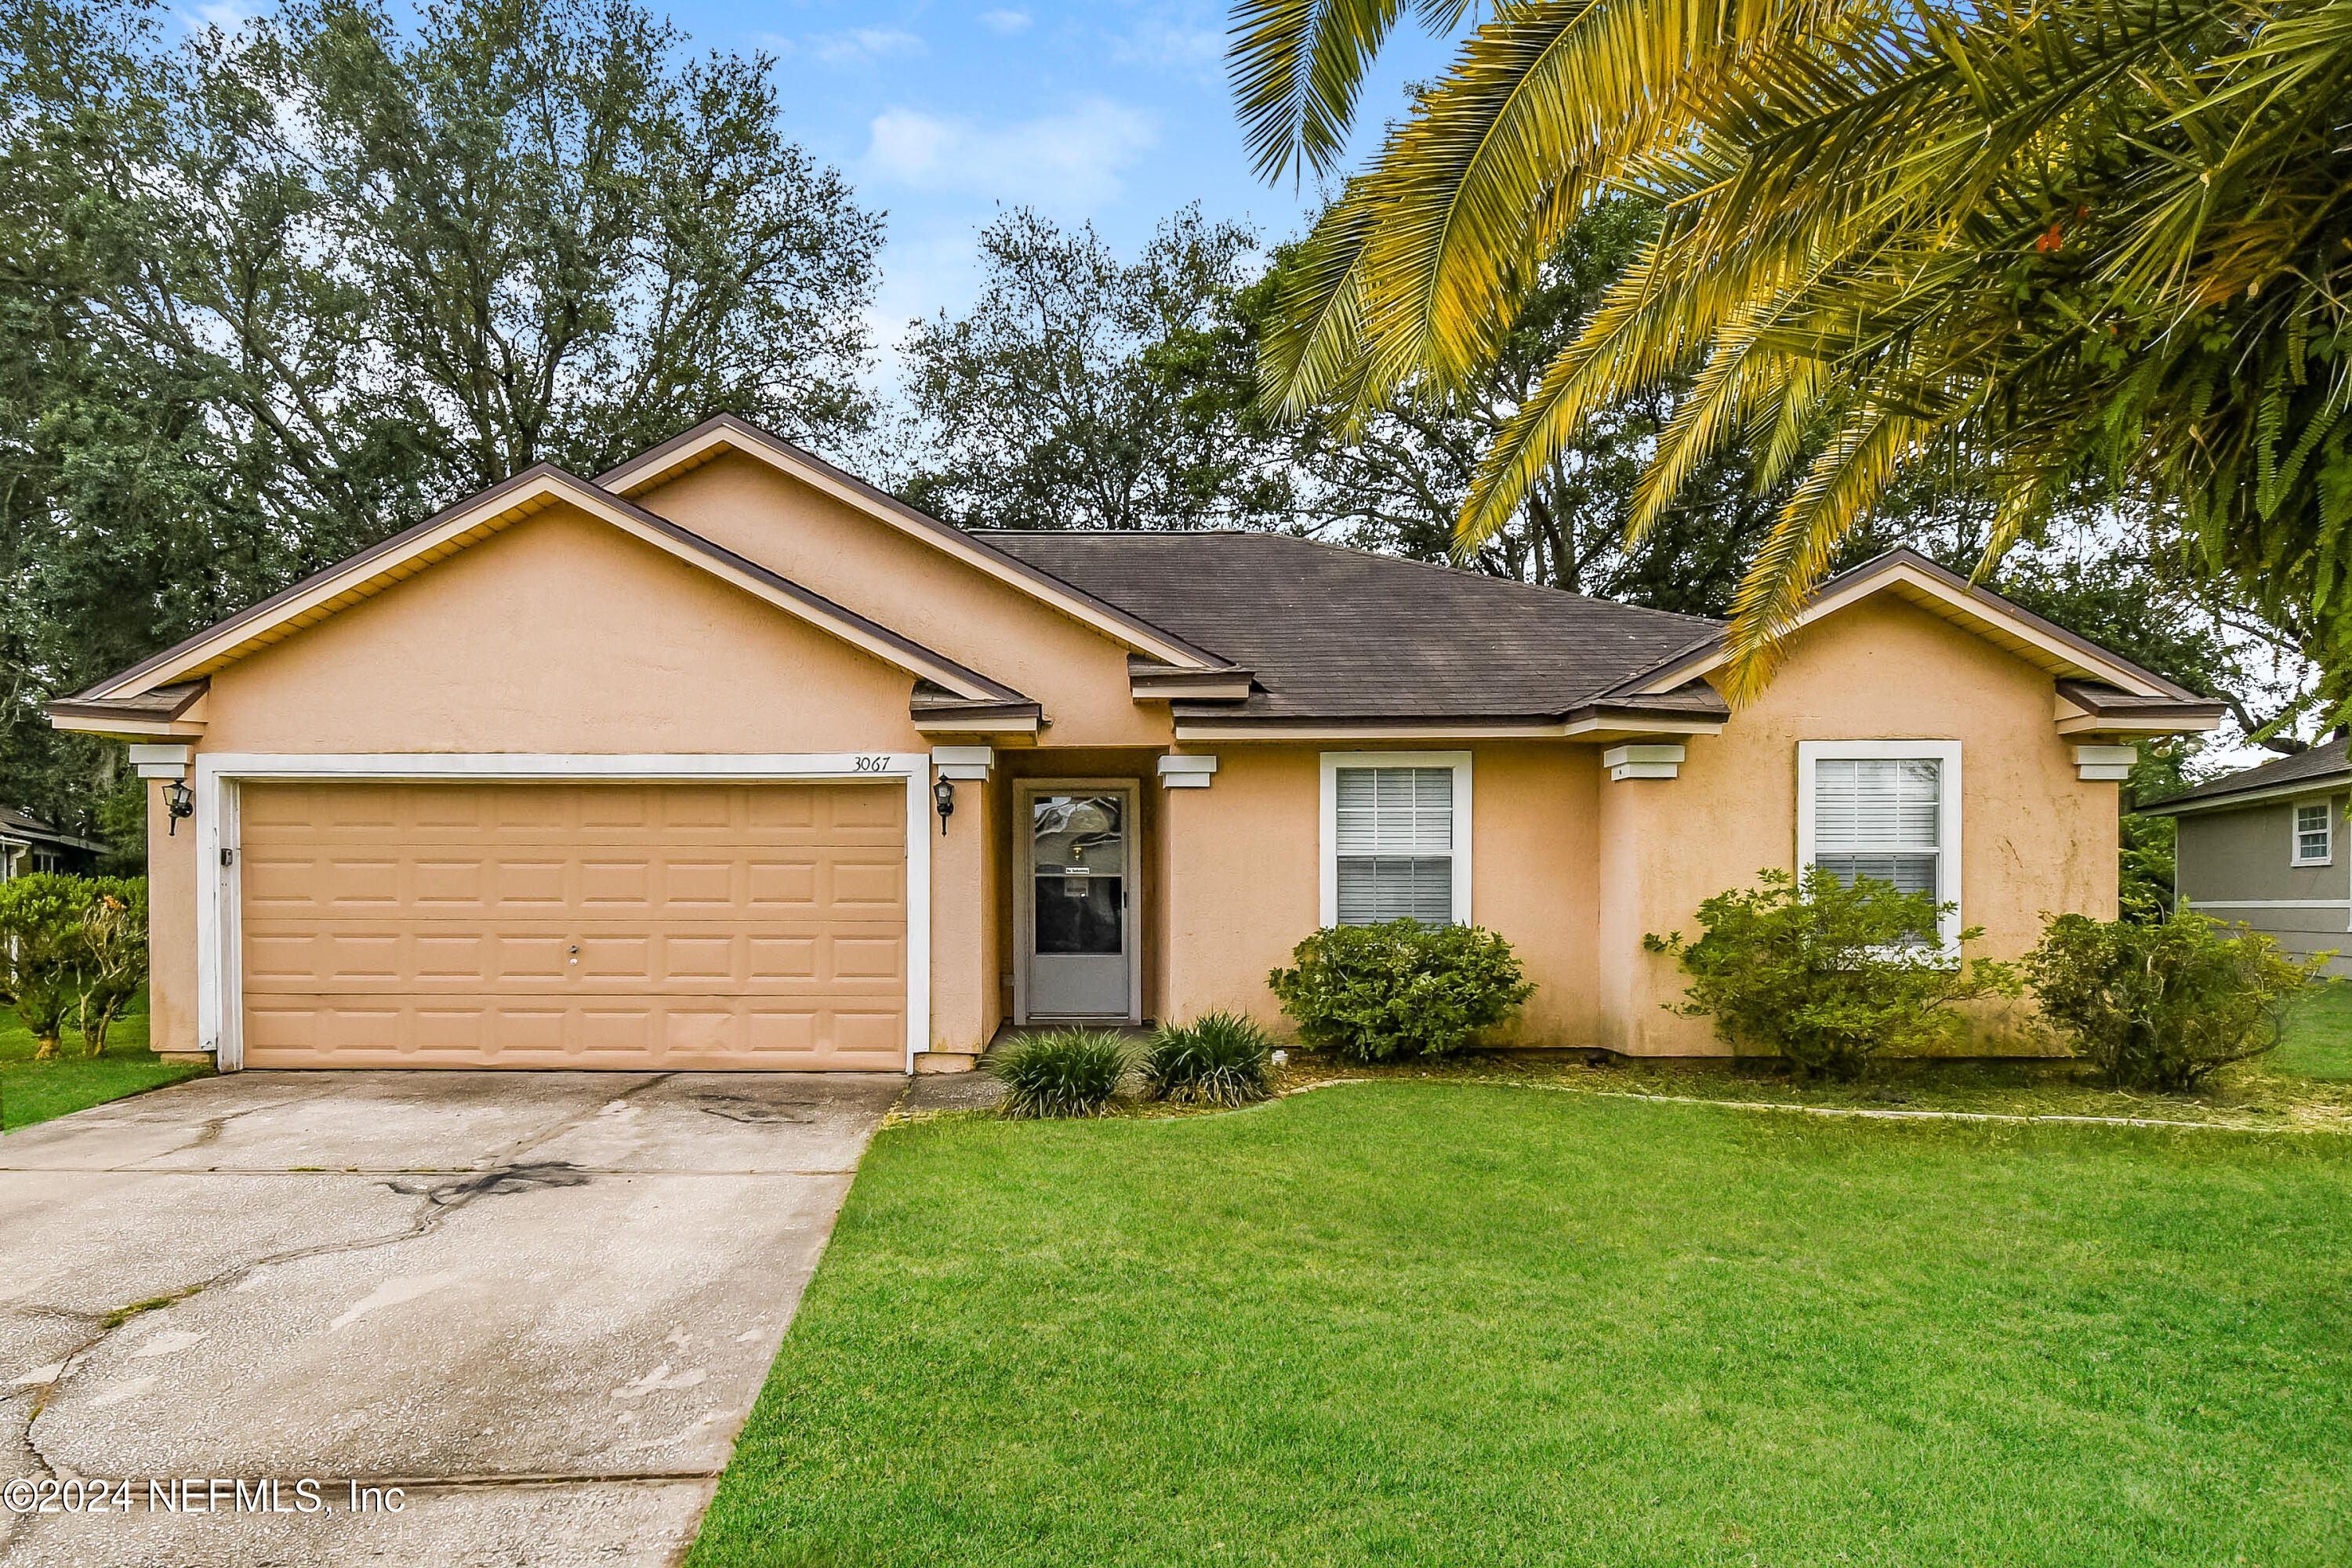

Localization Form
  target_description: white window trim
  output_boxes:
[1795,740,1963,949]
[2291,797,2335,867]
[1318,751,1472,928]
[191,752,932,1074]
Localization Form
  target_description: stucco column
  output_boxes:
[1594,759,1724,1058]
[924,765,993,1062]
[147,776,201,1057]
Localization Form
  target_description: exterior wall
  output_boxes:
[931,775,994,1056]
[147,779,200,1054]
[198,505,930,756]
[1603,593,2117,1056]
[2176,794,2352,975]
[1154,742,1606,1047]
[634,452,1171,749]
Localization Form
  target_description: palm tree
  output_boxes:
[1232,0,2352,712]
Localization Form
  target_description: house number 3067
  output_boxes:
[852,756,888,772]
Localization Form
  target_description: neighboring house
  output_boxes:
[47,415,2223,1073]
[2140,738,2352,976]
[0,805,105,883]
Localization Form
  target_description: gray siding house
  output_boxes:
[2143,738,2351,975]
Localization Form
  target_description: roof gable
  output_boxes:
[74,466,1022,706]
[1617,549,2204,702]
[598,415,1225,670]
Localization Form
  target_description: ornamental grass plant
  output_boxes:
[1142,1011,1276,1107]
[990,1028,1129,1119]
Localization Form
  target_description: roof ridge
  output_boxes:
[981,528,1727,631]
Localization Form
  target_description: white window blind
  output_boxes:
[1812,757,1941,898]
[2296,802,2331,863]
[1334,767,1455,925]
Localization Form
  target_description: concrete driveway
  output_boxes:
[0,1069,904,1566]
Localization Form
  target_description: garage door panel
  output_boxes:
[239,782,906,1070]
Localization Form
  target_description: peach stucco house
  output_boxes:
[51,416,2223,1073]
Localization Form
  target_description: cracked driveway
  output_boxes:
[0,1070,902,1566]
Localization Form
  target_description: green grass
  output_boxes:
[2277,979,2352,1082]
[692,1083,2352,1568]
[1,997,207,1131]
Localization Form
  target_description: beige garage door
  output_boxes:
[238,781,907,1070]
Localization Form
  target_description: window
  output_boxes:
[2293,800,2332,866]
[1320,752,1472,927]
[1796,741,1962,946]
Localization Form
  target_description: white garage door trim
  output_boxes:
[193,753,931,1073]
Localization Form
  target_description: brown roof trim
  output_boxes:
[1608,548,2202,701]
[1128,656,1254,699]
[71,466,1029,706]
[596,414,1229,668]
[1568,694,1733,727]
[2055,679,2228,721]
[909,688,1044,734]
[47,681,209,724]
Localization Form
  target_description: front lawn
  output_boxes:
[692,1083,2352,1567]
[1,998,207,1131]
[2277,978,2352,1082]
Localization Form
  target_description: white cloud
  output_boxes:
[1109,19,1221,70]
[802,27,927,67]
[863,97,1158,209]
[978,8,1032,34]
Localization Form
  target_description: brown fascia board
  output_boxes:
[909,688,1044,733]
[1569,691,1732,727]
[597,414,1230,668]
[2055,679,2228,723]
[1127,656,1254,699]
[47,680,209,724]
[71,465,1026,707]
[1602,548,2206,702]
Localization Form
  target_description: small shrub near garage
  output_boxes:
[2025,898,2328,1090]
[1142,1011,1276,1107]
[1646,866,2017,1081]
[991,1028,1129,1118]
[1268,919,1533,1063]
[0,873,150,1060]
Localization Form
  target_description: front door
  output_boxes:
[1019,783,1137,1022]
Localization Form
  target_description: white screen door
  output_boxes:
[1020,784,1137,1022]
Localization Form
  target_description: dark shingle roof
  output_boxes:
[2145,736,2351,811]
[975,531,1720,722]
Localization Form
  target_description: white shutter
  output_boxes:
[1334,767,1454,924]
[1813,758,1940,898]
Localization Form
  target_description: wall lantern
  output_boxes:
[163,779,194,835]
[932,776,956,835]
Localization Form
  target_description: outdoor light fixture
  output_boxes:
[163,779,194,835]
[933,776,956,835]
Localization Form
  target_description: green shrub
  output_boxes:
[0,873,89,1059]
[2024,900,2328,1090]
[991,1028,1129,1118]
[0,874,152,1058]
[1268,920,1533,1063]
[75,877,150,1055]
[1142,1011,1276,1106]
[1646,866,2019,1081]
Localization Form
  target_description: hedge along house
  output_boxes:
[50,416,2225,1073]
[2140,736,2352,976]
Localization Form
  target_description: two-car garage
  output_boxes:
[230,777,913,1072]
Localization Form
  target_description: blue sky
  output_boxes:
[655,0,1454,372]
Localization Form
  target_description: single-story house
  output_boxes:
[2140,736,2352,976]
[0,805,106,882]
[49,416,2223,1072]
